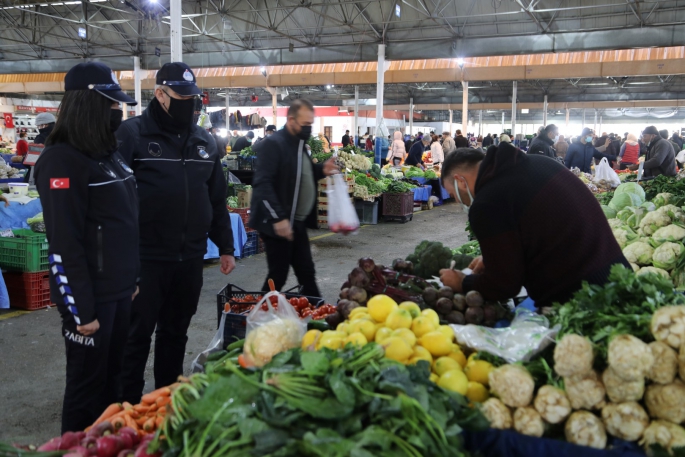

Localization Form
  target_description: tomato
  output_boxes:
[300,308,314,318]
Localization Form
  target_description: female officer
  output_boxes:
[34,62,140,433]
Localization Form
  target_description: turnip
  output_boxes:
[339,288,349,300]
[347,287,367,305]
[437,286,453,299]
[480,398,512,429]
[648,341,678,385]
[513,407,544,437]
[422,288,438,306]
[533,385,571,425]
[553,334,594,378]
[645,382,685,423]
[435,298,453,315]
[565,411,607,449]
[446,311,465,325]
[465,290,484,307]
[452,294,466,311]
[607,334,654,381]
[488,364,535,408]
[564,371,606,410]
[464,307,484,325]
[601,402,649,442]
[602,367,645,403]
[59,432,81,450]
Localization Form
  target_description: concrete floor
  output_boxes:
[0,202,468,446]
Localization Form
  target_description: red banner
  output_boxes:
[14,105,58,113]
[2,113,13,128]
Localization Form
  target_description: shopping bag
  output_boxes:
[191,311,227,373]
[326,173,360,235]
[242,290,307,367]
[676,149,685,164]
[593,157,620,188]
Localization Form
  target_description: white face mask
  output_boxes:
[553,135,560,143]
[454,177,475,213]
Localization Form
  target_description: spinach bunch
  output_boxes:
[154,344,488,457]
[386,181,416,194]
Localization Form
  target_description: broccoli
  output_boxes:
[406,240,454,279]
[452,254,474,270]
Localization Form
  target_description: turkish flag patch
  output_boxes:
[50,178,70,189]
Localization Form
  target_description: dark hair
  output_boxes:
[47,90,116,157]
[19,132,26,139]
[287,98,314,118]
[441,148,485,183]
[544,124,558,135]
[456,129,462,135]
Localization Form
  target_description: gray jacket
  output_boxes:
[644,137,677,177]
[442,136,456,155]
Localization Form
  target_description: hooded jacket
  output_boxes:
[643,136,677,177]
[527,134,557,159]
[442,135,456,155]
[387,131,406,161]
[461,142,629,306]
[564,141,616,173]
[553,137,569,158]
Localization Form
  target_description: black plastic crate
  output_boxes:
[216,284,325,345]
[241,231,259,258]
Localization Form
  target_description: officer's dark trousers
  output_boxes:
[61,298,132,434]
[120,257,204,404]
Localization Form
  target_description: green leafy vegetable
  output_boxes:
[386,181,416,194]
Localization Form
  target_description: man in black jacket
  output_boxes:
[482,134,493,148]
[250,99,337,297]
[454,130,469,148]
[116,62,236,403]
[527,124,558,159]
[342,130,351,147]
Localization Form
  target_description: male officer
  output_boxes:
[116,62,235,403]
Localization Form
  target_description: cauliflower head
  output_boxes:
[652,242,685,270]
[641,420,685,454]
[658,204,685,223]
[607,334,654,381]
[565,411,607,450]
[608,218,625,230]
[623,241,655,265]
[637,266,671,279]
[651,306,685,349]
[480,398,512,429]
[651,225,685,247]
[645,382,685,424]
[630,262,640,273]
[640,210,672,236]
[648,341,678,385]
[553,334,594,378]
[513,407,544,438]
[243,318,304,367]
[564,370,607,410]
[601,402,649,442]
[488,364,535,408]
[613,227,639,249]
[534,385,571,425]
[602,367,645,403]
[654,192,674,208]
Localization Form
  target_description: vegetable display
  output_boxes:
[337,150,372,171]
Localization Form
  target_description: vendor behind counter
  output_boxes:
[439,143,630,308]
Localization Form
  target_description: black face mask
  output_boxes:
[163,93,196,129]
[297,125,312,141]
[38,126,52,136]
[109,109,123,133]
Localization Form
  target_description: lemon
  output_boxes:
[336,323,349,334]
[438,369,469,395]
[418,331,453,357]
[323,330,347,340]
[349,307,369,319]
[421,309,440,328]
[385,309,412,330]
[412,345,433,364]
[465,360,494,386]
[447,350,467,368]
[367,295,398,323]
[382,336,413,363]
[437,325,455,342]
[317,335,343,350]
[344,332,368,348]
[433,356,463,376]
[375,327,394,344]
[301,329,322,350]
[348,319,376,342]
[465,381,489,403]
[411,316,436,338]
[429,373,440,383]
[399,302,422,319]
[350,313,374,322]
[392,328,417,347]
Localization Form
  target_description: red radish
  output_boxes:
[37,438,62,451]
[88,422,114,438]
[116,450,135,457]
[118,433,133,450]
[118,427,140,446]
[81,436,97,452]
[67,446,91,456]
[59,432,81,450]
[96,435,121,457]
[75,432,87,441]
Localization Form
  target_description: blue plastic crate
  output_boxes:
[241,231,259,258]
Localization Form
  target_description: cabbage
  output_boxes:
[623,241,654,265]
[651,225,685,247]
[615,182,646,201]
[627,207,649,230]
[652,242,685,270]
[616,207,636,223]
[612,226,639,250]
[602,205,617,219]
[609,192,644,211]
[641,202,657,212]
[653,193,674,209]
[637,266,671,280]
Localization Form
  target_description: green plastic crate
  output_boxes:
[0,229,49,272]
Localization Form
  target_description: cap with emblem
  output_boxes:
[65,62,137,105]
[266,125,277,133]
[155,62,202,96]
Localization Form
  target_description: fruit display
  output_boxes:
[421,287,511,326]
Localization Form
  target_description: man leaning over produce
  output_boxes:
[439,145,631,308]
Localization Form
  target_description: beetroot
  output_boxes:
[452,294,466,311]
[465,290,484,307]
[339,288,349,300]
[465,306,484,325]
[347,287,367,305]
[435,298,453,315]
[358,257,376,273]
[348,267,370,288]
[446,311,465,325]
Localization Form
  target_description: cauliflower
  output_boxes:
[679,343,685,382]
[601,402,650,441]
[533,385,571,424]
[613,227,639,249]
[607,334,655,381]
[658,204,685,223]
[651,306,685,349]
[602,367,645,403]
[648,341,678,385]
[651,225,685,246]
[553,334,594,378]
[652,242,685,270]
[488,364,535,408]
[637,266,671,279]
[565,411,608,449]
[640,210,672,236]
[243,318,304,368]
[480,398,512,429]
[654,192,674,208]
[641,420,685,455]
[631,262,640,272]
[513,407,544,437]
[644,383,685,423]
[564,370,607,410]
[623,241,655,265]
[608,218,625,229]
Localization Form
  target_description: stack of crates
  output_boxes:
[317,175,355,229]
[0,229,51,310]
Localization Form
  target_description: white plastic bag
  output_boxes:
[450,309,560,363]
[593,157,620,188]
[676,149,685,165]
[242,291,306,367]
[326,173,360,234]
[191,312,227,373]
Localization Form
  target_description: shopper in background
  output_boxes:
[265,125,276,138]
[618,133,640,170]
[672,132,684,151]
[482,133,493,148]
[554,135,569,159]
[442,131,456,156]
[232,131,254,152]
[116,62,235,404]
[454,129,469,148]
[342,129,351,147]
[15,131,28,156]
[439,145,629,308]
[210,127,228,155]
[499,134,512,144]
[387,130,406,165]
[229,130,239,149]
[365,135,374,151]
[318,132,330,152]
[250,99,338,297]
[626,126,676,177]
[430,134,444,168]
[564,128,616,173]
[34,62,139,433]
[661,129,681,155]
[33,112,56,145]
[406,134,430,169]
[527,124,559,160]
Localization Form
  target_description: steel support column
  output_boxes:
[566,107,570,128]
[170,0,182,62]
[594,109,598,132]
[409,97,414,135]
[133,55,142,116]
[462,81,469,136]
[272,91,277,126]
[478,110,483,137]
[354,85,359,146]
[225,90,230,130]
[449,109,453,137]
[501,112,505,133]
[543,94,548,126]
[374,44,386,165]
[511,81,517,139]
[582,109,586,128]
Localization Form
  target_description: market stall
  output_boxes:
[204,213,249,260]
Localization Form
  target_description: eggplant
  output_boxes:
[348,267,370,288]
[339,288,350,300]
[435,297,453,315]
[347,286,368,305]
[422,287,438,306]
[358,257,376,273]
[446,311,465,325]
[465,290,484,307]
[465,306,484,325]
[452,294,466,312]
[437,286,453,299]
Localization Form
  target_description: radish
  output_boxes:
[117,432,133,450]
[67,446,91,457]
[118,427,140,446]
[37,437,62,451]
[116,450,135,457]
[88,422,114,438]
[96,435,122,457]
[81,436,97,454]
[59,432,81,450]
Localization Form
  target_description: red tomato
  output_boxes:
[300,308,314,318]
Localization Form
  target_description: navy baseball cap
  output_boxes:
[65,62,137,105]
[155,62,202,96]
[266,125,276,132]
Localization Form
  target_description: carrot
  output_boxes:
[156,396,171,408]
[133,405,149,414]
[124,413,139,431]
[143,417,155,433]
[93,403,122,426]
[135,416,148,427]
[268,278,275,291]
[238,354,249,369]
[141,387,171,405]
[155,416,164,428]
[111,416,126,431]
[122,402,134,410]
[157,406,166,416]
